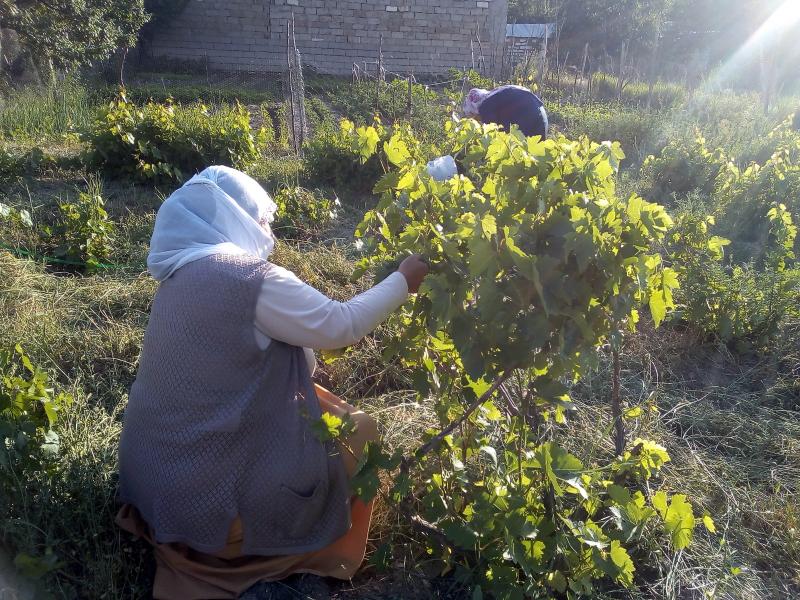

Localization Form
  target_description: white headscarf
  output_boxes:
[147,166,278,282]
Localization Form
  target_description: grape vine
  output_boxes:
[346,118,712,598]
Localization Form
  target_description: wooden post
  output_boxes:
[647,28,660,111]
[291,13,307,152]
[538,26,549,88]
[475,27,486,74]
[557,50,569,92]
[554,28,560,89]
[616,41,627,103]
[760,40,777,115]
[375,34,383,116]
[471,40,475,72]
[118,47,128,88]
[407,72,413,118]
[579,43,589,99]
[286,19,298,155]
[611,349,625,456]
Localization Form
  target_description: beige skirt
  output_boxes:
[117,385,379,600]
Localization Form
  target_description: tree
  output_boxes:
[508,0,673,77]
[0,0,148,78]
[508,0,563,23]
[508,0,799,90]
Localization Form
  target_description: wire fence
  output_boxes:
[115,40,481,157]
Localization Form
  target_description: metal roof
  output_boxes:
[506,23,556,39]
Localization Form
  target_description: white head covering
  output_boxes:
[147,166,278,282]
[463,88,491,118]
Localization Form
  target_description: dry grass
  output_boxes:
[563,325,800,599]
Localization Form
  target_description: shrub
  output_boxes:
[0,344,72,512]
[51,176,115,271]
[0,147,24,183]
[666,205,800,346]
[445,67,494,93]
[273,102,291,149]
[640,133,733,204]
[323,78,447,143]
[245,155,303,189]
[0,146,64,183]
[303,119,386,193]
[305,96,335,133]
[715,137,800,262]
[548,102,661,163]
[679,90,791,162]
[83,89,269,183]
[120,82,281,106]
[589,72,686,109]
[348,119,711,598]
[272,186,339,239]
[741,113,800,168]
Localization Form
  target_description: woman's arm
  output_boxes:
[255,265,410,350]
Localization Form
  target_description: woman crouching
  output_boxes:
[117,166,428,599]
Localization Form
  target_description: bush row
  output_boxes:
[644,117,800,346]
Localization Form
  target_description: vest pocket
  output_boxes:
[279,480,327,539]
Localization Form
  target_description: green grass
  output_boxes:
[0,79,101,140]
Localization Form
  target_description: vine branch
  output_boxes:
[401,371,512,475]
[611,348,625,456]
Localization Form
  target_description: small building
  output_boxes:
[145,0,509,76]
[505,23,556,63]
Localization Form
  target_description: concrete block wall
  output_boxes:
[147,0,507,76]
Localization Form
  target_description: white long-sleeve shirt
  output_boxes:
[253,267,409,373]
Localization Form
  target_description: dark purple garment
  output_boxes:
[479,86,548,139]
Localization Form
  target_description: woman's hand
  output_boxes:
[398,254,429,294]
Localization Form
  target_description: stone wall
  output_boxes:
[147,0,507,76]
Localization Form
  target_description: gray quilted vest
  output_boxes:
[118,254,351,555]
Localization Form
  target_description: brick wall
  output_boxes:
[147,0,507,76]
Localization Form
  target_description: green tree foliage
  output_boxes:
[564,0,671,57]
[509,0,672,58]
[138,0,190,55]
[344,119,711,596]
[0,0,148,75]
